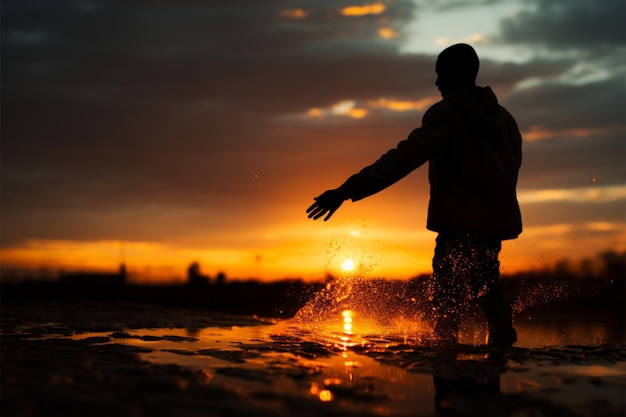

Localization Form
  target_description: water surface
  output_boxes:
[30,308,623,417]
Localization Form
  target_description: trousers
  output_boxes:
[430,232,513,342]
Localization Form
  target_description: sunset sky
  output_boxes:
[2,0,625,283]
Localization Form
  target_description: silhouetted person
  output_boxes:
[307,43,521,347]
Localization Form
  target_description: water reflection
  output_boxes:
[23,309,624,417]
[342,309,353,335]
[431,351,507,415]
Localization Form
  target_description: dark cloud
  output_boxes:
[519,133,625,190]
[505,77,626,132]
[499,0,625,50]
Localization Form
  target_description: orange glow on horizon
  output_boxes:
[1,199,624,283]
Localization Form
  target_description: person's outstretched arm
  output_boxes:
[307,103,448,221]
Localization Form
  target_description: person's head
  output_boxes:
[435,43,479,96]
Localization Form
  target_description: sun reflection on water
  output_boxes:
[342,309,353,335]
[319,389,333,402]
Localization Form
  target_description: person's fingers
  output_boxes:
[306,202,317,214]
[315,206,332,220]
[307,205,326,219]
[312,208,328,220]
[307,192,341,220]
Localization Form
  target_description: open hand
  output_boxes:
[306,189,345,221]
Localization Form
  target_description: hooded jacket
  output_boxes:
[338,86,522,240]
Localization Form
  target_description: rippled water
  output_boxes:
[19,307,620,417]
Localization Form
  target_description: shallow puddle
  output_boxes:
[3,291,625,417]
[48,312,625,417]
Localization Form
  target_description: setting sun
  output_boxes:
[341,259,356,272]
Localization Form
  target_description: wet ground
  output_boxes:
[2,301,624,417]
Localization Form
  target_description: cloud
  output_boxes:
[519,133,624,189]
[417,0,502,12]
[521,200,626,231]
[518,185,626,204]
[507,77,626,133]
[499,0,626,50]
[435,33,488,47]
[341,3,387,16]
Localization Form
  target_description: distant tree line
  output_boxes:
[503,249,625,281]
[186,261,227,286]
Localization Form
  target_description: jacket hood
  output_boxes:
[444,86,503,132]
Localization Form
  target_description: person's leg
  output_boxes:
[468,238,516,347]
[479,286,516,347]
[431,233,466,343]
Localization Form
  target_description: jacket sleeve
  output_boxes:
[338,103,449,202]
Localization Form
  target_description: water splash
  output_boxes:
[287,238,621,348]
[510,275,615,313]
[287,275,433,346]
